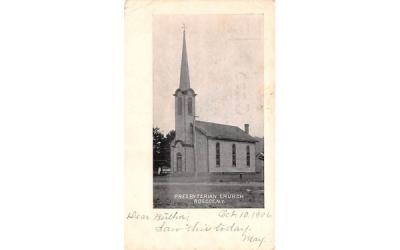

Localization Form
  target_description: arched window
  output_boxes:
[177,97,182,115]
[246,145,250,167]
[232,144,236,167]
[216,142,220,167]
[188,97,192,115]
[176,153,182,172]
[190,123,193,141]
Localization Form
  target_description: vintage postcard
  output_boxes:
[125,0,274,249]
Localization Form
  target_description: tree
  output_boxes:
[165,130,176,145]
[153,128,175,175]
[163,130,175,170]
[153,127,165,174]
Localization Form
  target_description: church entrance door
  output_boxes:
[176,153,182,172]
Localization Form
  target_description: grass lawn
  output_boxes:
[153,182,264,208]
[154,172,264,183]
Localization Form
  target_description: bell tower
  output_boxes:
[171,25,196,173]
[174,26,196,146]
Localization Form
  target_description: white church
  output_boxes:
[170,28,261,175]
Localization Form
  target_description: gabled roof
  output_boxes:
[195,121,259,143]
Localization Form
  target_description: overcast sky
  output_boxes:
[153,14,264,137]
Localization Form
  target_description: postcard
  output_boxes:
[125,1,274,249]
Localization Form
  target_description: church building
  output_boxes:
[170,28,260,175]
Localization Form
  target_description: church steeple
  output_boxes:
[179,27,190,91]
[171,25,196,175]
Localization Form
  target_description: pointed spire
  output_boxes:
[179,26,190,90]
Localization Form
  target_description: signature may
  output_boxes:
[242,230,265,248]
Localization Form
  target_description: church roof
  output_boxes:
[195,121,259,143]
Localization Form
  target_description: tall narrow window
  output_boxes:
[190,123,193,141]
[176,153,182,172]
[232,144,236,167]
[216,142,220,167]
[188,97,192,115]
[177,97,182,115]
[246,145,250,167]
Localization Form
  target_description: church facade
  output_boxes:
[170,29,259,175]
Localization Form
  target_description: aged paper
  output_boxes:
[125,0,274,249]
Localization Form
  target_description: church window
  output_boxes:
[232,144,236,167]
[176,153,182,172]
[188,97,192,115]
[190,123,193,141]
[216,142,220,167]
[246,145,250,167]
[178,97,182,115]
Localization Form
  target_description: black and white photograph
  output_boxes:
[152,14,268,208]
